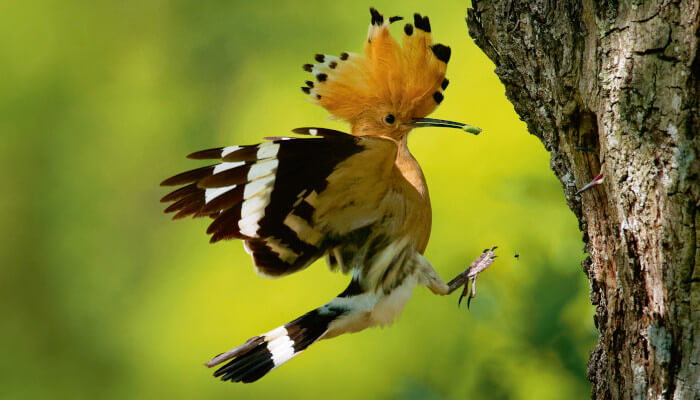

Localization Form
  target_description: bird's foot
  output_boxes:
[448,246,498,308]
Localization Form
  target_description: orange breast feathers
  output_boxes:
[311,136,432,254]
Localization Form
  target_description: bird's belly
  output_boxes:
[324,274,417,339]
[369,275,417,327]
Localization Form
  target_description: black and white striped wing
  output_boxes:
[160,128,367,278]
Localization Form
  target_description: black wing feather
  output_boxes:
[161,130,363,277]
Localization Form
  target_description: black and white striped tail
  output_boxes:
[206,305,346,383]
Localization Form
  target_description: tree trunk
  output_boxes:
[466,1,699,398]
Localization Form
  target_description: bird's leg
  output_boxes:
[418,247,497,308]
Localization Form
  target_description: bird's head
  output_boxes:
[301,8,481,140]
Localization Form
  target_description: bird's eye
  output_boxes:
[384,114,396,124]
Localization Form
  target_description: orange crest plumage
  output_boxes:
[301,9,451,134]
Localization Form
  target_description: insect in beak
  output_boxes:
[410,118,482,135]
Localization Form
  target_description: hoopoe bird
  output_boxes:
[161,8,496,383]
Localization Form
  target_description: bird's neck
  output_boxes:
[395,136,429,202]
[395,136,432,253]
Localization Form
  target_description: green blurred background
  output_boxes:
[0,0,595,398]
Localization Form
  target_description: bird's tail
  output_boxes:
[205,304,346,383]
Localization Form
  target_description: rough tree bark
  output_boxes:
[466,1,699,399]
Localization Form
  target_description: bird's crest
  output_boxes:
[301,8,451,133]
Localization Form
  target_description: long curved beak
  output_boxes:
[411,118,482,135]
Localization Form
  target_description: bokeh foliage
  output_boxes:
[0,0,595,399]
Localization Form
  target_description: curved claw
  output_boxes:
[458,276,477,307]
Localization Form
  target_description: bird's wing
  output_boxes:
[161,128,399,278]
